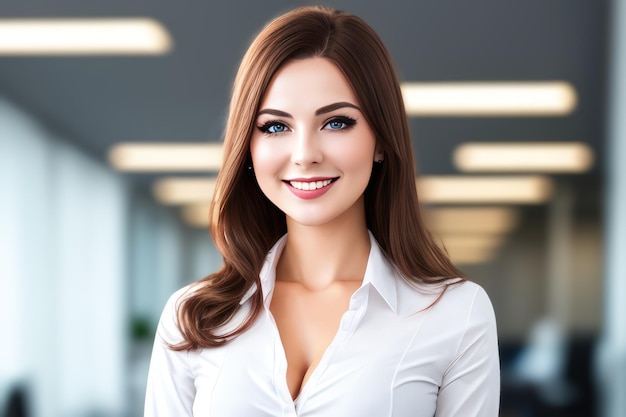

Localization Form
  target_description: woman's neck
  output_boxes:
[277,210,371,291]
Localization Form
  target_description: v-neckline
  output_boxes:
[269,306,349,408]
[258,235,374,408]
[266,277,365,406]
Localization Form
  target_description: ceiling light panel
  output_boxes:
[109,143,223,172]
[401,81,577,116]
[446,246,495,265]
[181,204,211,228]
[418,176,553,204]
[437,234,504,250]
[0,18,172,55]
[424,207,519,234]
[153,177,216,205]
[435,231,506,265]
[454,142,594,172]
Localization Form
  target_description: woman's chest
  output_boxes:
[268,280,362,400]
[188,302,456,417]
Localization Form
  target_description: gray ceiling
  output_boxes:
[0,0,608,186]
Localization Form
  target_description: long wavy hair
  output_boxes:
[173,6,464,350]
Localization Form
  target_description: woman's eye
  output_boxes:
[266,122,287,134]
[258,121,289,134]
[324,116,356,131]
[328,120,346,130]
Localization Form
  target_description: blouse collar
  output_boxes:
[240,231,398,314]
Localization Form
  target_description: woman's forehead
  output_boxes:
[259,57,360,111]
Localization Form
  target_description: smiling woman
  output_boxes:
[145,6,500,417]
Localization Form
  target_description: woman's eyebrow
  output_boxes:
[257,108,292,118]
[256,102,360,118]
[315,101,360,115]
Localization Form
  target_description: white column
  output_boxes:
[599,0,626,415]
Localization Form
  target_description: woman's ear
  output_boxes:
[374,145,384,163]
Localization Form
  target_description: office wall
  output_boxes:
[0,97,127,417]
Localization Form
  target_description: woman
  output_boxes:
[145,6,499,416]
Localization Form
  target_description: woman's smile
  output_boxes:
[250,57,382,227]
[283,177,339,199]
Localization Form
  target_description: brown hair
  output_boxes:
[173,6,464,350]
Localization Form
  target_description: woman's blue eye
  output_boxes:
[259,121,288,134]
[267,123,287,133]
[324,116,356,131]
[328,120,346,130]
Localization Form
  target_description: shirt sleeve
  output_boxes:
[144,289,196,417]
[435,286,500,417]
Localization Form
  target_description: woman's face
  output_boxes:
[250,57,381,228]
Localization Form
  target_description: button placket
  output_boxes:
[265,307,296,411]
[341,286,368,330]
[296,286,370,413]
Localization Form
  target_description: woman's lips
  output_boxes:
[283,177,339,199]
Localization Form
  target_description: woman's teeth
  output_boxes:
[289,179,333,190]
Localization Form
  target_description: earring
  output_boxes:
[375,159,383,164]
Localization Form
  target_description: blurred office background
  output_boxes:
[1,0,624,416]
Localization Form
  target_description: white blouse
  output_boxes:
[145,233,500,416]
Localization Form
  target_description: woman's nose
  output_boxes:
[290,129,323,166]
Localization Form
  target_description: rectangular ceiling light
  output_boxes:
[445,246,495,265]
[454,142,594,172]
[153,177,216,205]
[424,207,519,234]
[437,234,504,251]
[109,143,222,172]
[181,204,211,228]
[401,82,576,116]
[435,232,505,265]
[418,175,553,204]
[0,18,172,55]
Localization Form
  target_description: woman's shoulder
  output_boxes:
[437,280,497,328]
[156,281,252,345]
[156,283,202,346]
[405,280,498,354]
[444,279,490,302]
[397,276,495,319]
